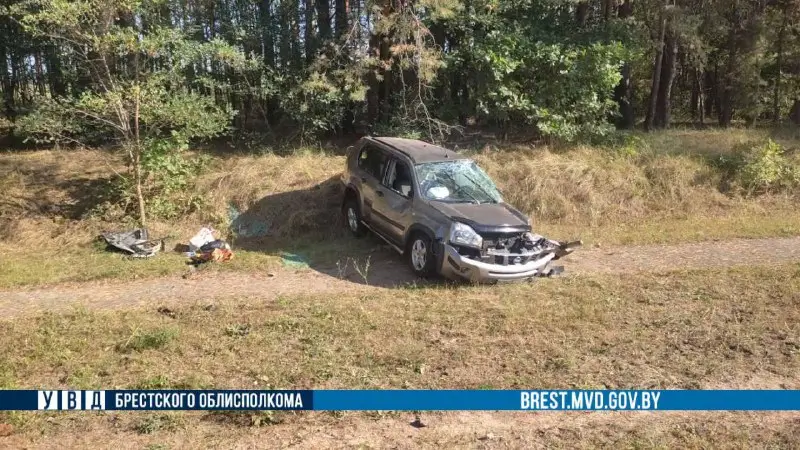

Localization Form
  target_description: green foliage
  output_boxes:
[4,0,800,167]
[8,0,244,223]
[373,119,425,141]
[140,135,210,219]
[13,98,85,146]
[729,139,799,194]
[118,327,179,352]
[279,71,353,140]
[444,2,627,141]
[135,374,172,389]
[596,132,650,158]
[133,413,184,434]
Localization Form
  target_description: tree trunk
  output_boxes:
[0,38,14,119]
[719,30,736,127]
[576,1,590,27]
[260,0,276,67]
[335,0,349,38]
[691,70,699,120]
[304,0,316,63]
[645,0,668,131]
[366,31,380,123]
[278,1,293,67]
[772,4,787,122]
[789,99,800,125]
[46,44,66,97]
[34,52,46,96]
[133,147,146,226]
[704,66,717,118]
[380,34,392,123]
[292,0,303,68]
[696,68,705,125]
[316,0,332,41]
[655,30,677,128]
[603,0,614,21]
[614,0,634,129]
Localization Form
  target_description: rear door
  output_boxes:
[354,143,389,225]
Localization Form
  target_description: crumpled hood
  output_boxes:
[429,201,530,229]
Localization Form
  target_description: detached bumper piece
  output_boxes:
[440,233,581,283]
[101,228,164,258]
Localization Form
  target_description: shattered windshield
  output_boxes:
[415,159,502,204]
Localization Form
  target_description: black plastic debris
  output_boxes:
[101,228,163,258]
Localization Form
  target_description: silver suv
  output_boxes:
[340,137,579,282]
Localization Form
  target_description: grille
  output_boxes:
[480,232,525,251]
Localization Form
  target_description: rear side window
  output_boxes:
[358,144,388,180]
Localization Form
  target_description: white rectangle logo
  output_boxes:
[38,390,58,410]
[84,390,106,410]
[61,390,82,410]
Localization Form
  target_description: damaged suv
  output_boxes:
[341,137,580,282]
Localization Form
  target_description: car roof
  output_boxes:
[367,137,468,164]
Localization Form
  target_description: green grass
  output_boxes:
[119,327,179,352]
[0,246,284,289]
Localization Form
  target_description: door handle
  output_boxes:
[376,190,384,197]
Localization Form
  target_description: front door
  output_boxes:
[371,157,414,245]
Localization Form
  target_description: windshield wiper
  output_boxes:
[440,172,481,204]
[462,173,499,204]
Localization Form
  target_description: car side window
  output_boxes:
[384,158,413,198]
[358,144,388,180]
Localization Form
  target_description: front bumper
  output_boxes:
[439,244,556,282]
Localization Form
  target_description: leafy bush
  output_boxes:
[465,31,625,142]
[731,139,799,194]
[140,135,210,219]
[594,132,649,158]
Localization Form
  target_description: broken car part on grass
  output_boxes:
[186,226,234,264]
[101,228,164,258]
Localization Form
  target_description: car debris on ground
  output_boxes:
[100,228,164,258]
[185,226,234,264]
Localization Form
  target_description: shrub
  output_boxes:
[731,139,799,194]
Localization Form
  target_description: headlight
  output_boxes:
[449,222,483,249]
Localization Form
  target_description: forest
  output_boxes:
[1,0,799,145]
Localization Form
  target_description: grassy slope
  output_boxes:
[0,264,798,445]
[1,128,799,288]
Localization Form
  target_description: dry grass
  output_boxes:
[0,265,797,390]
[0,264,798,445]
[0,129,799,288]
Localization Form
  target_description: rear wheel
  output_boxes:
[343,197,367,237]
[407,233,436,278]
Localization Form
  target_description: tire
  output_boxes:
[406,232,437,278]
[343,197,367,237]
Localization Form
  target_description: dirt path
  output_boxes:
[3,409,799,449]
[1,236,799,318]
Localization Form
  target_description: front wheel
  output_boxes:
[343,197,367,237]
[407,233,437,278]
